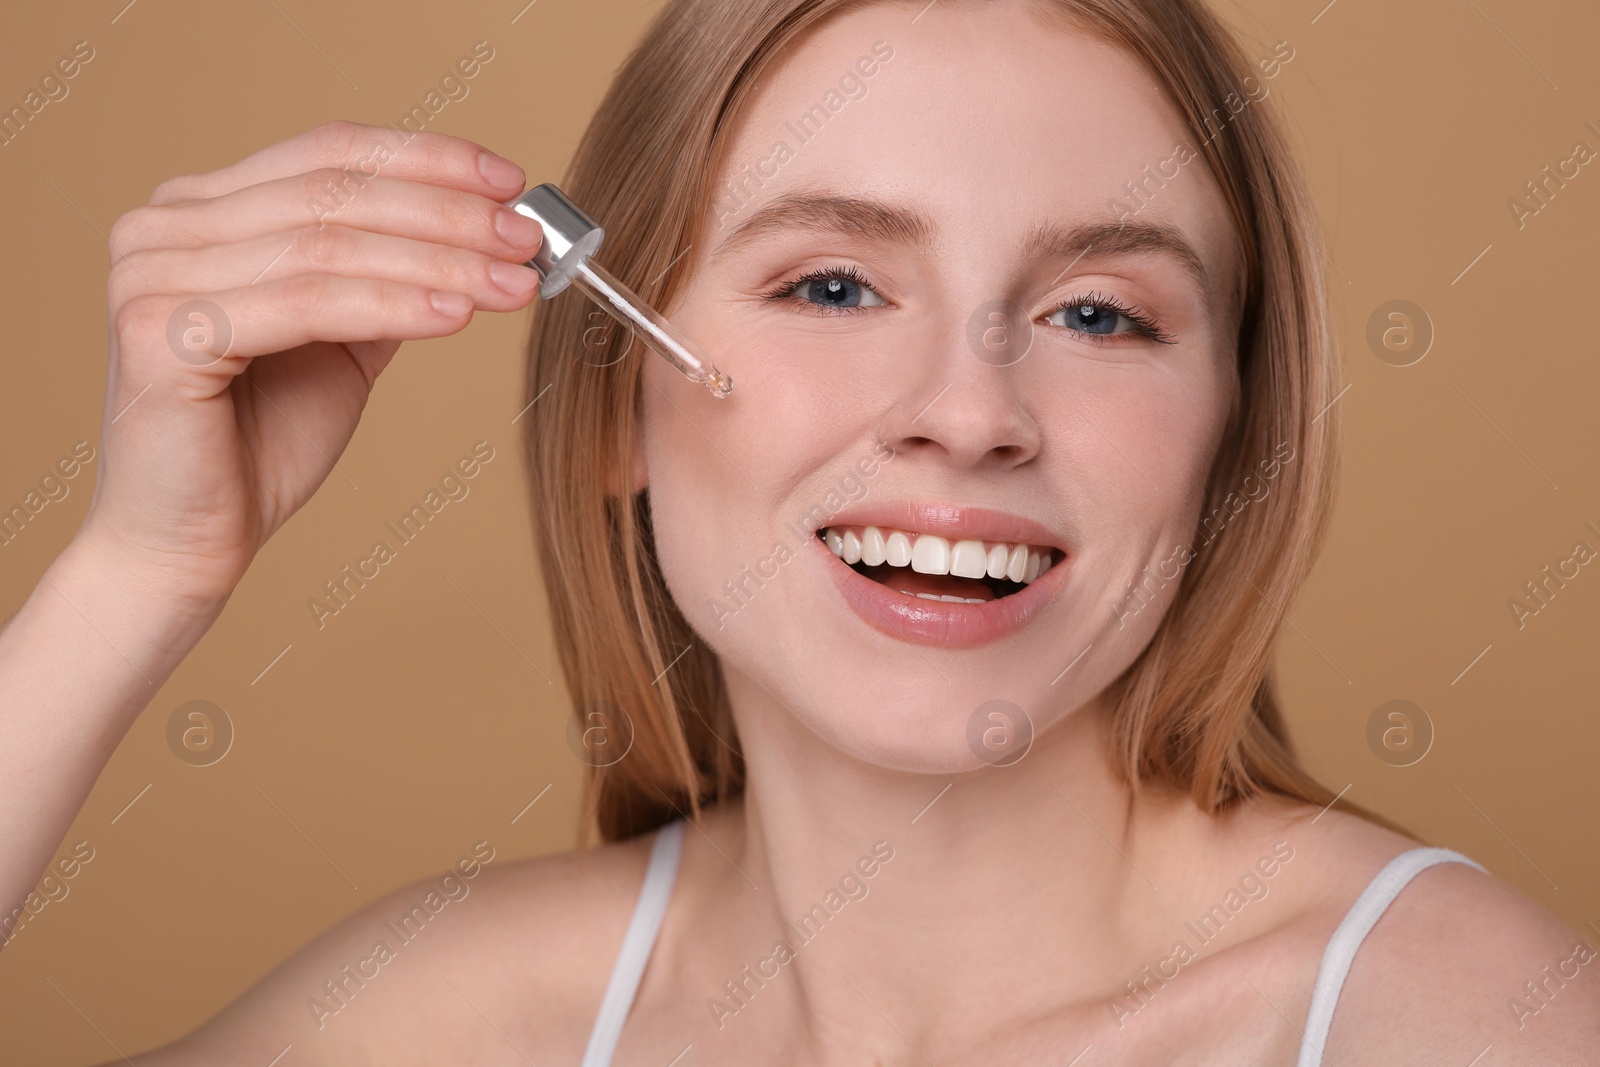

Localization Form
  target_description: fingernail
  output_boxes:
[477,150,525,189]
[494,208,543,251]
[430,290,473,316]
[489,260,540,295]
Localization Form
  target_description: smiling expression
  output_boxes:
[629,0,1244,771]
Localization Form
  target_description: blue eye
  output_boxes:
[1052,303,1125,334]
[763,270,1176,346]
[765,265,888,313]
[1046,290,1175,345]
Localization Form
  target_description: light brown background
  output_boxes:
[1,0,1596,1061]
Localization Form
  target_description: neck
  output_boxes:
[696,666,1213,1058]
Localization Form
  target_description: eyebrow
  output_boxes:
[713,193,933,260]
[710,192,1213,298]
[1023,218,1212,300]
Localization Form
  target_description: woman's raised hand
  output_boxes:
[83,119,542,610]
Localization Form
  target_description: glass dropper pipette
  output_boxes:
[569,257,732,398]
[504,183,733,399]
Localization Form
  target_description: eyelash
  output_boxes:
[1049,287,1178,346]
[762,265,877,312]
[761,265,1177,346]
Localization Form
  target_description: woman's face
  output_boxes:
[638,0,1242,771]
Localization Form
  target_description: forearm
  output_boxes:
[0,531,225,943]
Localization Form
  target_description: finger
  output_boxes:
[146,119,526,206]
[111,225,542,311]
[112,171,544,265]
[114,274,484,376]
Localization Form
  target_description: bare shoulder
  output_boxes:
[1328,853,1599,1064]
[1277,808,1600,1066]
[125,827,666,1067]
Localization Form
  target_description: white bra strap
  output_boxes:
[1296,846,1485,1066]
[579,818,686,1067]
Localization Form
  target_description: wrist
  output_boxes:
[0,527,225,750]
[60,521,235,626]
[40,526,231,664]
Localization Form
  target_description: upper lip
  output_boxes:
[812,500,1072,555]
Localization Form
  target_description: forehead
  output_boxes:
[708,1,1238,295]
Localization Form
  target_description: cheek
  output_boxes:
[636,341,842,628]
[1059,356,1231,522]
[637,380,737,612]
[1138,389,1226,510]
[641,303,889,503]
[1045,354,1231,628]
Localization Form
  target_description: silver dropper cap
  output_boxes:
[505,183,606,297]
[504,183,732,398]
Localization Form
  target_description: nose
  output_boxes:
[875,314,1043,471]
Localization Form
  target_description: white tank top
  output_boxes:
[577,819,1482,1066]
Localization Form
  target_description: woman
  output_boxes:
[2,0,1593,1062]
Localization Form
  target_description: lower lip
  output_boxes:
[814,533,1070,648]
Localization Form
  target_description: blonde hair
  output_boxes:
[523,0,1379,846]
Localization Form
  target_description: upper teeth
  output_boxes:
[820,525,1057,584]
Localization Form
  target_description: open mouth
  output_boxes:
[816,524,1060,604]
